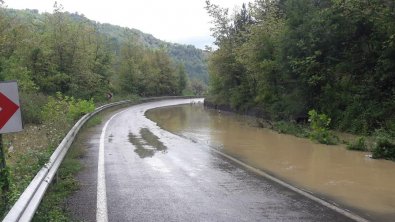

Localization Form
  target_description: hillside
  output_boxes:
[5,8,209,83]
[69,12,210,83]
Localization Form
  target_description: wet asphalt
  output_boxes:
[67,99,355,222]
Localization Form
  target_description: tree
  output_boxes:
[177,64,188,94]
[205,0,395,133]
[190,79,206,96]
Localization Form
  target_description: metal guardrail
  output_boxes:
[3,100,132,222]
[3,96,199,222]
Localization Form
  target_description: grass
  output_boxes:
[31,119,91,221]
[272,121,309,138]
[346,136,368,151]
[2,114,104,221]
[85,116,102,128]
[0,123,71,219]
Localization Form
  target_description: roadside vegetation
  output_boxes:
[0,93,96,219]
[32,111,105,221]
[205,0,395,159]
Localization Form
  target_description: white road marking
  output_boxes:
[97,110,127,222]
[96,99,202,221]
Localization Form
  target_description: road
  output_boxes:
[67,98,356,222]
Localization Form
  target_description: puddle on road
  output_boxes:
[146,104,395,221]
[128,128,167,158]
[140,128,167,152]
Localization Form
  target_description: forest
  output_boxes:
[0,3,208,124]
[205,0,395,136]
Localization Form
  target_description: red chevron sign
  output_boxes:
[0,81,22,134]
[0,92,19,129]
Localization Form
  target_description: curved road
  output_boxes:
[67,99,356,222]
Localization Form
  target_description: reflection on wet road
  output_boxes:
[128,128,168,158]
[103,99,354,222]
[147,104,395,222]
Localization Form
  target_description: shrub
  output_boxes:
[308,109,337,145]
[372,131,395,160]
[347,136,368,151]
[41,92,95,146]
[273,121,308,138]
[20,92,48,124]
[68,98,95,120]
[41,92,70,124]
[41,92,95,123]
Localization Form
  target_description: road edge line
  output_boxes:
[96,109,127,222]
[207,147,369,222]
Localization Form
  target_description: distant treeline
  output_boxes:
[205,0,395,134]
[0,4,208,103]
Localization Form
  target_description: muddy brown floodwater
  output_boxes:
[146,104,395,222]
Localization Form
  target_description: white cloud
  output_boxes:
[5,0,249,49]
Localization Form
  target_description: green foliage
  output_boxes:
[273,121,309,138]
[0,57,38,92]
[308,110,337,145]
[168,44,209,84]
[177,64,188,94]
[85,116,102,128]
[68,98,95,120]
[117,39,181,96]
[42,92,95,123]
[372,138,395,160]
[1,95,100,219]
[1,145,54,219]
[41,92,94,150]
[205,0,395,135]
[372,130,395,160]
[1,7,201,102]
[97,23,209,84]
[190,78,207,96]
[41,92,71,129]
[19,92,47,124]
[347,136,368,151]
[32,147,82,222]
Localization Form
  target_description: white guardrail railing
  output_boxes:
[3,96,197,222]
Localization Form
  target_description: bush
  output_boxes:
[42,92,95,123]
[68,98,95,120]
[41,92,70,124]
[273,121,308,138]
[41,92,95,146]
[372,131,395,160]
[20,92,48,124]
[308,109,337,145]
[347,136,368,151]
[372,139,395,160]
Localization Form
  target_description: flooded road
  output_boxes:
[72,98,359,222]
[146,104,395,222]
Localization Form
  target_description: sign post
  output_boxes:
[0,80,22,209]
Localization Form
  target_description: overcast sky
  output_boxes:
[5,0,248,49]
